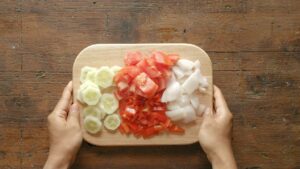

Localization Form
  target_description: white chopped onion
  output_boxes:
[199,76,209,88]
[176,95,190,106]
[199,87,207,93]
[190,94,200,110]
[161,81,181,102]
[183,105,197,123]
[181,69,201,94]
[166,109,185,121]
[177,59,194,71]
[194,60,201,69]
[172,66,185,79]
[184,70,193,76]
[167,101,180,110]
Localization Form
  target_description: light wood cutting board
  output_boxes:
[73,43,213,146]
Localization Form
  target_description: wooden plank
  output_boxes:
[0,122,21,169]
[20,0,300,72]
[0,3,21,71]
[0,0,299,168]
[73,44,213,146]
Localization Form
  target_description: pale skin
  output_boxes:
[43,82,237,169]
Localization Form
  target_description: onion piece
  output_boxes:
[177,59,194,71]
[166,109,185,121]
[172,66,185,79]
[183,105,197,123]
[182,69,201,94]
[176,95,190,106]
[161,81,181,102]
[194,60,201,69]
[167,101,180,110]
[190,94,200,110]
[199,76,209,88]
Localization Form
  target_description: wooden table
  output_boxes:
[0,1,299,169]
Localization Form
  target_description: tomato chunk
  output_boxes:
[133,73,158,98]
[124,51,143,66]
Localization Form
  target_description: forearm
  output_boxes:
[43,153,72,169]
[208,144,237,169]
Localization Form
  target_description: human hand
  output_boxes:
[198,85,237,169]
[44,81,83,169]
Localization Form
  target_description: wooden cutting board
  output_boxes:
[73,43,213,146]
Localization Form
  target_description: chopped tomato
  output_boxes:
[116,51,184,138]
[133,73,158,98]
[167,54,180,64]
[124,51,143,66]
[168,124,185,133]
[137,59,161,78]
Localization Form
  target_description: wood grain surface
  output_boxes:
[0,0,299,169]
[73,44,213,146]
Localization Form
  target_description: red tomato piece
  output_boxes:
[167,54,180,64]
[137,59,161,78]
[124,51,143,66]
[151,51,173,66]
[168,124,185,133]
[142,127,159,138]
[133,72,158,98]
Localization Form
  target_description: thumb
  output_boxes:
[67,103,80,124]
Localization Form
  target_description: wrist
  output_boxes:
[208,144,237,169]
[44,151,72,169]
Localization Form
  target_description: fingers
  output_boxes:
[213,85,230,116]
[67,103,80,125]
[54,81,73,114]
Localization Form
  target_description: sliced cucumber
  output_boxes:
[86,69,97,83]
[104,114,121,131]
[77,81,99,104]
[81,85,101,105]
[95,66,114,88]
[79,80,98,91]
[80,66,97,83]
[83,106,101,119]
[100,93,119,114]
[84,116,102,134]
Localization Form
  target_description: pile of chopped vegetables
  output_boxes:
[77,50,209,138]
[114,51,184,138]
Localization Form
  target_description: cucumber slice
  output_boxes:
[80,66,97,83]
[81,85,101,105]
[100,93,119,114]
[83,106,101,119]
[86,70,97,83]
[79,80,98,91]
[77,81,99,104]
[84,116,102,134]
[104,114,121,131]
[95,66,114,88]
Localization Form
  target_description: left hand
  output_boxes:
[44,81,83,169]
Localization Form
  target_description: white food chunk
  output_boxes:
[177,59,194,71]
[183,105,197,123]
[182,69,201,94]
[161,81,181,102]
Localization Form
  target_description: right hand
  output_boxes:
[198,85,237,169]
